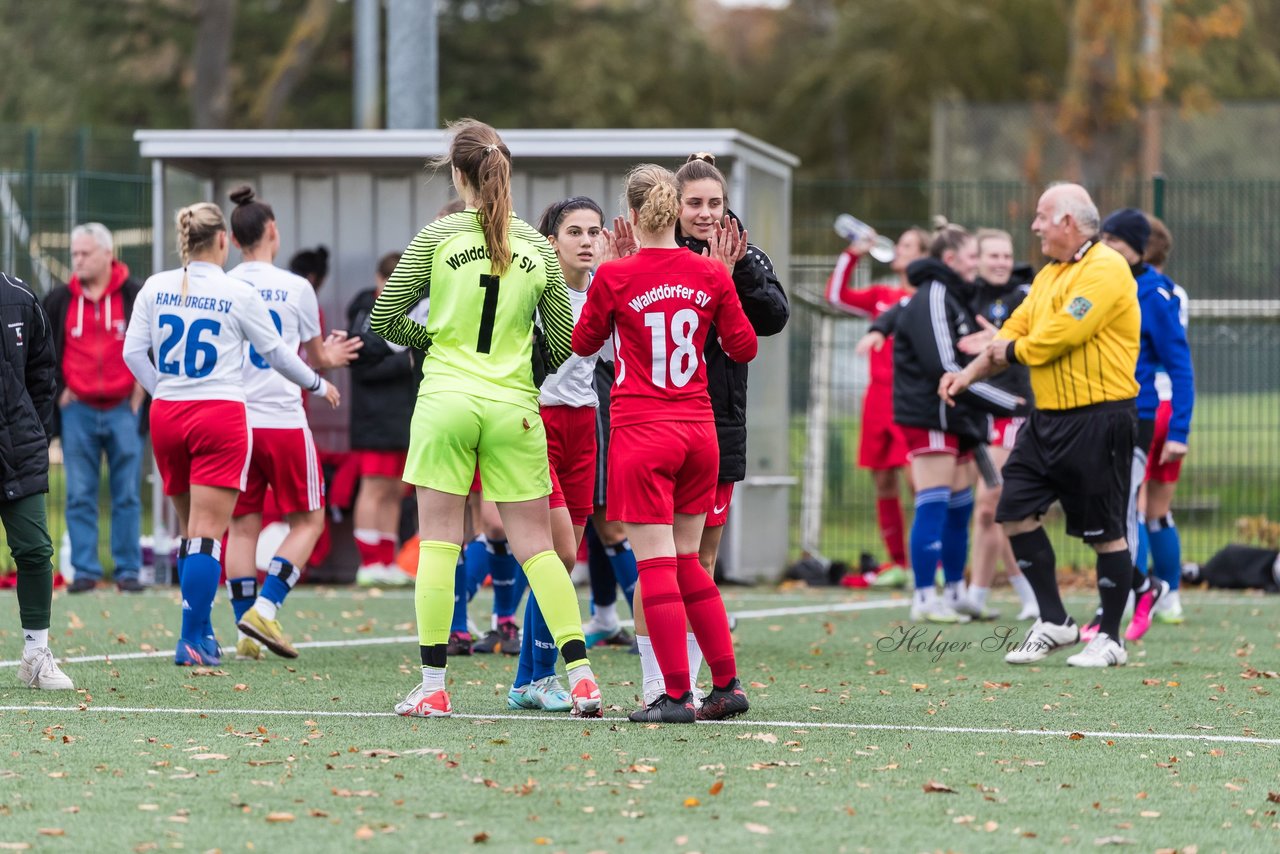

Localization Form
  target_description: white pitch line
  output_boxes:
[0,704,1275,747]
[0,598,908,669]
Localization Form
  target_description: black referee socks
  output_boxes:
[1008,528,1067,625]
[1095,550,1133,641]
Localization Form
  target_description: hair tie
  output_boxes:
[485,144,498,154]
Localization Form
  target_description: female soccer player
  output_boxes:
[123,203,340,666]
[887,223,1021,623]
[673,154,788,578]
[506,196,609,713]
[960,229,1037,620]
[370,119,601,719]
[828,224,930,587]
[222,185,361,661]
[573,164,758,723]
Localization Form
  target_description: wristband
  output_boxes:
[1004,340,1019,365]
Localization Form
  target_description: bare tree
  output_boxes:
[250,0,338,127]
[192,0,237,128]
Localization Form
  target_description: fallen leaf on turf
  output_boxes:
[874,763,898,772]
[738,732,777,744]
[265,812,295,823]
[234,684,249,691]
[332,788,379,798]
[923,781,956,794]
[953,816,974,824]
[744,823,771,835]
[532,838,551,845]
[675,836,688,846]
[308,809,329,818]
[1268,792,1280,804]
[192,753,227,761]
[1093,836,1133,845]
[354,826,375,841]
[1225,783,1243,792]
[473,832,489,843]
[911,683,927,692]
[1140,811,1160,818]
[1069,733,1085,740]
[709,780,724,795]
[684,798,700,808]
[749,681,767,689]
[137,804,160,811]
[363,749,400,758]
[0,844,31,850]
[37,829,65,837]
[984,821,998,832]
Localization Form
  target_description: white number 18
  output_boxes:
[643,309,699,388]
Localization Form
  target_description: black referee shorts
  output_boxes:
[995,399,1138,543]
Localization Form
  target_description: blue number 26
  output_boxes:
[157,313,221,378]
[248,310,283,369]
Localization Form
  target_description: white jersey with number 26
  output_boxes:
[228,261,321,428]
[124,260,315,404]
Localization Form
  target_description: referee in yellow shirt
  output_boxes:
[939,183,1140,669]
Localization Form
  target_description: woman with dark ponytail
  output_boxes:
[371,119,602,719]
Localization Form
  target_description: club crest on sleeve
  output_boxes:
[1066,296,1093,321]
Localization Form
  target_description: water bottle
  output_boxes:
[138,536,156,587]
[59,530,74,585]
[834,214,897,263]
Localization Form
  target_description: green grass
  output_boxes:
[1,585,1278,852]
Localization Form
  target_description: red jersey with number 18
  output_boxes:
[572,247,757,427]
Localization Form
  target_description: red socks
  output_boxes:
[877,497,907,566]
[380,536,398,567]
[676,554,736,688]
[636,556,689,699]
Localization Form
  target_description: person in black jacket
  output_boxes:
[674,153,789,580]
[346,252,423,587]
[889,224,1020,624]
[1,272,74,689]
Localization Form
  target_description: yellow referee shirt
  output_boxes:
[996,239,1139,411]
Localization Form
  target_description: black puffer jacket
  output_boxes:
[891,259,1020,443]
[346,288,424,451]
[676,213,789,482]
[1,273,57,501]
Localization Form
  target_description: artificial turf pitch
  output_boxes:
[0,585,1277,852]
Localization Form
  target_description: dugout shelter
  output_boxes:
[135,129,798,581]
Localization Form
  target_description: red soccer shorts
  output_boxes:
[988,416,1025,450]
[543,404,597,527]
[352,449,408,480]
[899,425,975,463]
[150,399,250,495]
[607,420,718,525]
[859,384,908,470]
[234,427,325,517]
[705,481,735,528]
[1145,400,1184,483]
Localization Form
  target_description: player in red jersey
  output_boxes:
[122,203,340,667]
[573,164,758,723]
[828,227,929,587]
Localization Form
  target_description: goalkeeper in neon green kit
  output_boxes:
[371,119,601,718]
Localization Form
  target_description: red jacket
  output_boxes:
[60,260,136,409]
[825,248,912,390]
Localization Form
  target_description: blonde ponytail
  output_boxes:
[623,164,679,234]
[175,202,226,299]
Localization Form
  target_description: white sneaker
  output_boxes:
[356,563,387,587]
[1015,603,1041,621]
[910,597,971,624]
[953,596,1000,621]
[1004,619,1079,664]
[18,648,75,690]
[378,565,413,587]
[1067,632,1128,668]
[395,683,452,717]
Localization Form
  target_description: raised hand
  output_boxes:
[611,216,639,257]
[321,330,363,368]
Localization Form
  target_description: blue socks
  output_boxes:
[910,487,950,590]
[513,594,559,688]
[488,538,522,619]
[605,539,638,612]
[1149,514,1182,590]
[180,538,222,642]
[261,556,299,607]
[227,576,256,622]
[941,488,974,584]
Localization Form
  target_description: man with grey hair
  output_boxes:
[939,183,1142,668]
[42,223,147,593]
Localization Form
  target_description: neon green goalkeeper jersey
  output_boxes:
[371,210,573,412]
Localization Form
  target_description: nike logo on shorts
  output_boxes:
[713,504,729,515]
